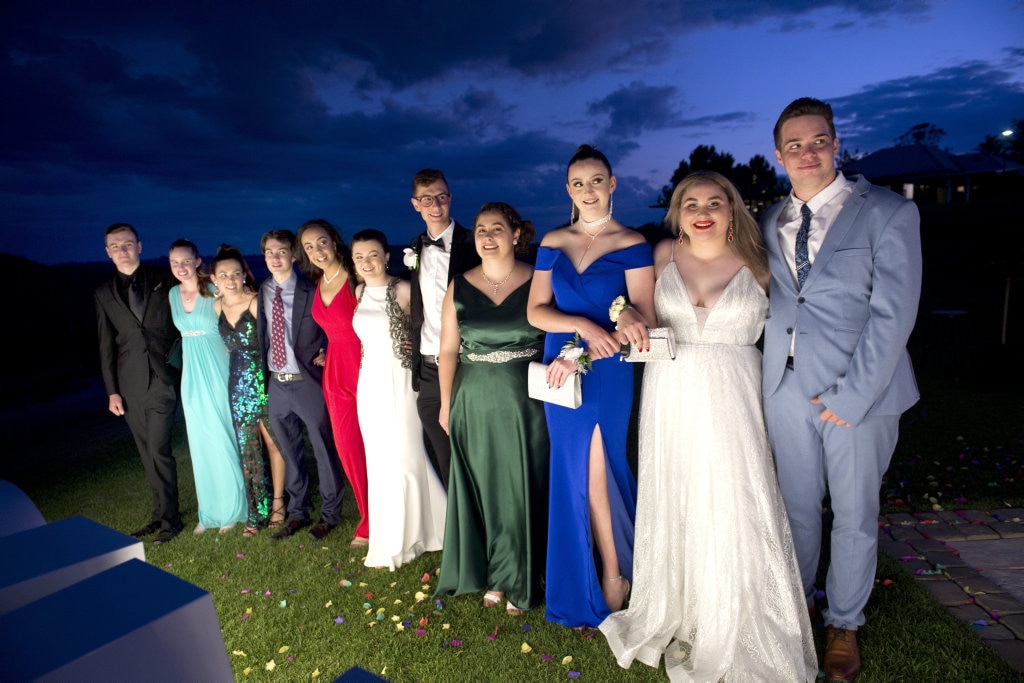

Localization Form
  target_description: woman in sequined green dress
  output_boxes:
[212,246,286,537]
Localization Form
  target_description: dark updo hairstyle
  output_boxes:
[351,228,390,255]
[475,202,534,257]
[566,144,613,223]
[169,238,215,298]
[295,218,355,289]
[210,244,258,292]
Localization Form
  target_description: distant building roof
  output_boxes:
[841,143,1023,181]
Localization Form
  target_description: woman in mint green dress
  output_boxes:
[168,239,247,534]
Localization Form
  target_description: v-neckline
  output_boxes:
[671,265,749,329]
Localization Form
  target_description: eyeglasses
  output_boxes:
[413,193,451,207]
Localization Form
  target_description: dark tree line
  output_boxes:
[655,145,786,212]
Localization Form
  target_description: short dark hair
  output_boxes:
[261,229,296,253]
[412,169,448,195]
[773,97,836,150]
[105,222,138,241]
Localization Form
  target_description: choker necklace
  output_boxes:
[322,266,343,284]
[481,266,514,295]
[579,212,612,233]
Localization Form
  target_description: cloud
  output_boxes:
[588,82,681,138]
[830,55,1024,155]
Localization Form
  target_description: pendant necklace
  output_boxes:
[481,266,514,295]
[576,220,610,270]
[322,266,343,284]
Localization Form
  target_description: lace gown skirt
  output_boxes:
[599,266,817,681]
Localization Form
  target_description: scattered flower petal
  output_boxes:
[335,616,345,624]
[278,646,290,654]
[521,624,532,631]
[312,669,320,678]
[562,656,573,666]
[521,642,533,653]
[415,629,426,635]
[279,600,287,608]
[569,673,580,679]
[341,580,352,587]
[325,601,333,608]
[232,650,247,657]
[265,660,276,671]
[421,572,431,582]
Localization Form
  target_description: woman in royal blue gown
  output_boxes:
[527,145,656,628]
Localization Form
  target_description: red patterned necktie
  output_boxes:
[271,286,287,368]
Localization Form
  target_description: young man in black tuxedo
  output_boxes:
[407,169,480,489]
[94,223,182,544]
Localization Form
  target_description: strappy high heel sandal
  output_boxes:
[268,497,286,529]
[602,575,631,612]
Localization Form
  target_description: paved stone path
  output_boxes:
[878,508,1024,673]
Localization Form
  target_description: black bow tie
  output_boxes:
[422,235,445,250]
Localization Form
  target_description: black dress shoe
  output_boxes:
[308,521,337,541]
[152,524,183,545]
[130,521,161,538]
[270,518,310,541]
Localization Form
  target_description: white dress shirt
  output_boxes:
[262,271,302,374]
[418,219,455,357]
[777,172,855,354]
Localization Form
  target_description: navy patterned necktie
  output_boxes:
[795,203,812,290]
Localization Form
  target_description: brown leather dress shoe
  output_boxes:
[824,625,861,682]
[269,518,311,541]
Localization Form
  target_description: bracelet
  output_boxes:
[608,295,630,323]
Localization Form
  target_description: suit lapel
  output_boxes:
[802,178,869,290]
[762,203,797,294]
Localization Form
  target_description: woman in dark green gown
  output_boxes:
[435,202,549,615]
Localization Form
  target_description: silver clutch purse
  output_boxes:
[620,327,677,362]
[527,361,582,409]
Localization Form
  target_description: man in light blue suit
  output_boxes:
[761,98,921,682]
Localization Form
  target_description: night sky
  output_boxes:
[3,0,1022,264]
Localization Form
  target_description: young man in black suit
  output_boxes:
[94,223,182,544]
[257,230,346,541]
[407,169,481,489]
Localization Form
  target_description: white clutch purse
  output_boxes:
[527,361,582,409]
[620,327,677,362]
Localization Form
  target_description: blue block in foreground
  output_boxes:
[0,515,144,615]
[0,558,232,681]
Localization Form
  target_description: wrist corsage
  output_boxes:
[608,295,630,323]
[559,333,593,375]
[402,247,419,271]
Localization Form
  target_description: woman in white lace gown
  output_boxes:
[351,230,446,570]
[599,172,816,681]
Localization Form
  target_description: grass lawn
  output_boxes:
[7,375,1022,681]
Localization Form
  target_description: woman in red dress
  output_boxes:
[296,219,369,547]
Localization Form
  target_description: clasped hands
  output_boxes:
[545,309,649,389]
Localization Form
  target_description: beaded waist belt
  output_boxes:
[182,330,206,337]
[463,348,540,364]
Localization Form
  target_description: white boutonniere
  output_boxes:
[402,247,419,271]
[559,333,593,375]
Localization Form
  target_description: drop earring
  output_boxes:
[570,202,576,225]
[609,195,614,216]
[727,222,734,243]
